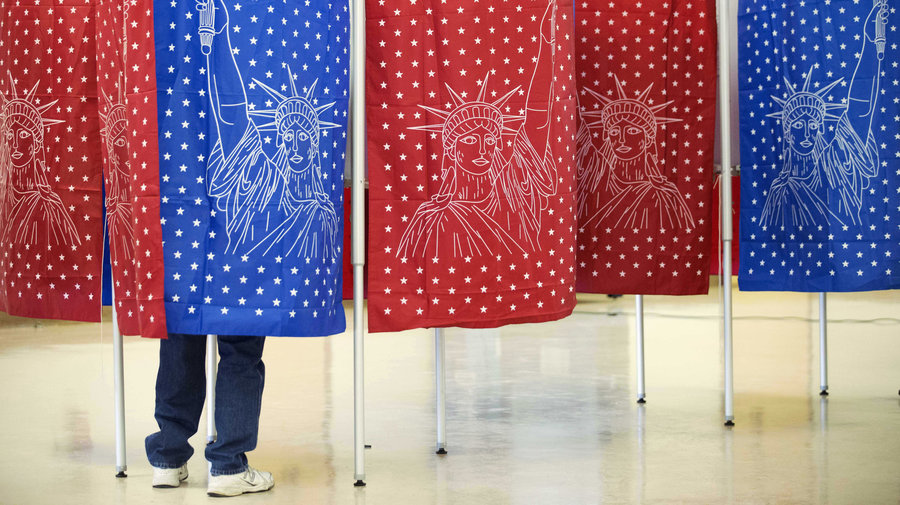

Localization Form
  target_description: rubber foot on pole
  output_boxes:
[436,448,448,455]
[365,444,372,449]
[637,397,646,404]
[819,389,829,397]
[116,471,127,478]
[354,480,367,487]
[724,420,735,427]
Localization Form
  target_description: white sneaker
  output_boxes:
[152,465,188,488]
[207,466,274,497]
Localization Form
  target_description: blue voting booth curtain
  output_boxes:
[738,0,899,292]
[152,1,350,336]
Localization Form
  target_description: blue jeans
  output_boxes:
[145,333,266,476]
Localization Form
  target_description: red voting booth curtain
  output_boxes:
[573,0,718,295]
[0,2,105,322]
[117,0,167,338]
[96,0,141,335]
[0,1,167,338]
[366,0,579,333]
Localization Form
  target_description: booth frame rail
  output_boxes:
[716,0,736,427]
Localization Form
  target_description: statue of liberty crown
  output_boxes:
[275,97,320,134]
[767,69,846,127]
[581,76,680,136]
[249,67,340,143]
[445,102,505,137]
[411,75,524,151]
[0,72,64,139]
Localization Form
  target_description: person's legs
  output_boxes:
[205,334,266,476]
[145,333,207,469]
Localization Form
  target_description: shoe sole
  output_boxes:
[152,474,188,488]
[207,483,274,497]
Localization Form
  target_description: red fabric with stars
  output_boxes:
[0,1,105,322]
[366,0,579,333]
[573,0,717,295]
[121,0,167,338]
[95,0,140,335]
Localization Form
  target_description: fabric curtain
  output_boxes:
[139,0,351,337]
[738,0,898,292]
[573,0,718,295]
[366,0,579,332]
[0,2,106,322]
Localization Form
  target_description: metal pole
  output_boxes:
[716,0,735,427]
[112,298,127,477]
[351,0,367,487]
[206,335,218,444]
[635,295,646,404]
[435,328,448,454]
[818,293,829,396]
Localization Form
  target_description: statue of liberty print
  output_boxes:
[576,77,694,231]
[0,75,80,247]
[397,0,560,258]
[99,84,134,267]
[197,0,341,259]
[761,2,888,229]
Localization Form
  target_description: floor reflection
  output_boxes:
[0,280,897,504]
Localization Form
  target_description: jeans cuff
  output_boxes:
[210,465,248,477]
[150,461,186,470]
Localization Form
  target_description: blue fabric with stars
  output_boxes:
[738,0,900,292]
[154,0,349,336]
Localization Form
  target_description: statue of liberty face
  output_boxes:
[109,127,129,176]
[785,111,822,156]
[3,116,39,170]
[280,119,316,174]
[605,117,647,162]
[449,125,499,176]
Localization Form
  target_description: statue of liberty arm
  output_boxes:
[520,0,558,161]
[574,91,616,219]
[489,0,560,246]
[845,2,888,146]
[825,2,888,214]
[515,0,560,198]
[197,0,286,252]
[198,0,250,157]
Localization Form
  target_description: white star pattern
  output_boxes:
[94,0,148,335]
[150,0,349,337]
[0,1,104,322]
[573,1,717,295]
[367,0,579,333]
[738,0,899,291]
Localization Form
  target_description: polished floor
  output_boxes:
[0,279,898,504]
